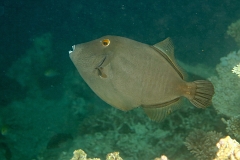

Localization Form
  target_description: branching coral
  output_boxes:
[227,19,240,46]
[222,115,240,141]
[209,50,240,117]
[184,129,223,160]
[227,19,240,78]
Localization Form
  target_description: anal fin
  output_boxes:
[142,98,181,122]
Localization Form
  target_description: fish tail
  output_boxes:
[185,80,214,108]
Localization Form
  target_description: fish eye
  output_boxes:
[102,39,110,47]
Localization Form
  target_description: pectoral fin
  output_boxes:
[96,67,107,78]
[95,56,109,78]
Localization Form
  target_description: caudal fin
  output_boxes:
[188,80,214,108]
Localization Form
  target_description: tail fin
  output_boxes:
[187,80,214,108]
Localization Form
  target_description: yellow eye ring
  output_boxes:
[102,39,110,46]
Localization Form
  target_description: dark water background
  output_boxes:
[0,0,240,159]
[1,0,239,67]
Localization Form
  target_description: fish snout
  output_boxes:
[68,45,75,54]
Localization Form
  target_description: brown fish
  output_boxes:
[69,36,214,121]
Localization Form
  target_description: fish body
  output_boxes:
[69,35,214,121]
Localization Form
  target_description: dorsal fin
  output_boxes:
[152,37,185,79]
[154,37,175,59]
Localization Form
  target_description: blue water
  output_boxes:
[0,0,240,159]
[0,6,4,16]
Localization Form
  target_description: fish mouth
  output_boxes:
[68,45,75,54]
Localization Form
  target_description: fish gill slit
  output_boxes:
[97,56,107,68]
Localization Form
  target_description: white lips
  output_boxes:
[68,45,75,54]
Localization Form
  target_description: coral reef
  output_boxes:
[39,104,220,160]
[184,129,223,160]
[70,149,101,160]
[222,116,240,141]
[214,136,240,160]
[71,149,88,160]
[227,19,240,46]
[7,33,53,88]
[70,149,169,160]
[177,60,216,79]
[106,152,123,160]
[209,50,240,117]
[69,108,174,160]
[227,19,240,79]
[232,63,240,77]
[154,155,169,160]
[68,136,240,160]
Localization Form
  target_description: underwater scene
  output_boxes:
[1,0,240,160]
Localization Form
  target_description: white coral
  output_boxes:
[214,136,240,160]
[208,50,240,117]
[232,63,240,77]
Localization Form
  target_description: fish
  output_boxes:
[69,35,214,121]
